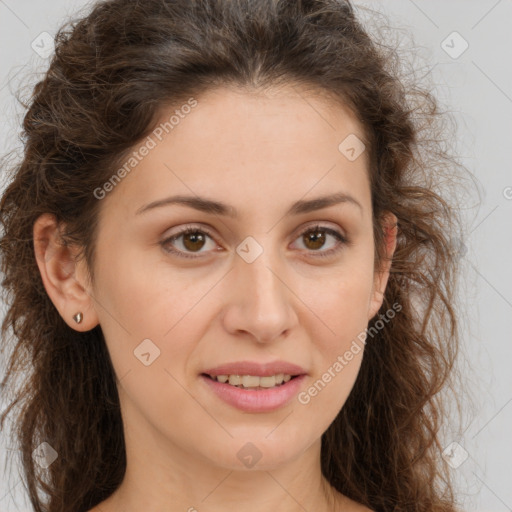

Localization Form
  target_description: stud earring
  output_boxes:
[73,312,83,324]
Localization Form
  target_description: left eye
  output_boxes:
[161,224,348,259]
[292,225,347,257]
[161,226,218,258]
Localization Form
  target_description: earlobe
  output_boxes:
[368,213,398,320]
[33,213,99,331]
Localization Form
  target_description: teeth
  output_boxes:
[228,375,241,386]
[211,374,294,388]
[242,375,260,387]
[259,376,276,388]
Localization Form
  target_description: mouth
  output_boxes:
[199,360,308,412]
[199,363,307,413]
[201,372,300,390]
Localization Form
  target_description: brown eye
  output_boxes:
[161,223,348,260]
[182,231,207,252]
[161,226,218,259]
[293,225,348,258]
[302,229,326,250]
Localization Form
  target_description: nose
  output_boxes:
[220,248,299,344]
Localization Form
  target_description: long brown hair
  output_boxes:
[1,1,466,511]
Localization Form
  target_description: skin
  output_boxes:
[34,84,397,512]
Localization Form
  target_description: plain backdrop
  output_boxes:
[1,1,511,511]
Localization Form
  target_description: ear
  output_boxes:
[368,212,397,320]
[33,213,99,331]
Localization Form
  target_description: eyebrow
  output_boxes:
[135,191,363,217]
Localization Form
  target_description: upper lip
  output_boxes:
[202,360,308,377]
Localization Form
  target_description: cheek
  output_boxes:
[293,253,374,418]
[297,253,375,347]
[92,251,214,446]
[93,247,236,394]
[95,238,214,336]
[309,271,371,374]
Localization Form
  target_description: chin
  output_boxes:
[200,434,310,471]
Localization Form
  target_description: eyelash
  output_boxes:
[161,223,349,260]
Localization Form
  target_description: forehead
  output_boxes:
[99,84,371,221]
[159,84,365,153]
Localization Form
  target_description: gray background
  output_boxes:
[1,1,511,510]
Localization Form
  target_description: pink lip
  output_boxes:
[200,374,307,413]
[202,360,307,378]
[200,360,308,413]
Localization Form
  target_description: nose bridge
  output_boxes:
[238,237,287,309]
[222,235,297,342]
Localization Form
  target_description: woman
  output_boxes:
[0,0,464,511]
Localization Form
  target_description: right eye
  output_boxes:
[161,225,220,259]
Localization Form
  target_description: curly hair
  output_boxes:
[1,0,466,511]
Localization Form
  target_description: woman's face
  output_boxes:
[82,85,394,471]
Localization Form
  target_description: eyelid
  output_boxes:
[161,223,221,259]
[160,222,349,259]
[292,223,349,259]
[293,221,347,242]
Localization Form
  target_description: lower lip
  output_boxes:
[200,374,306,413]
